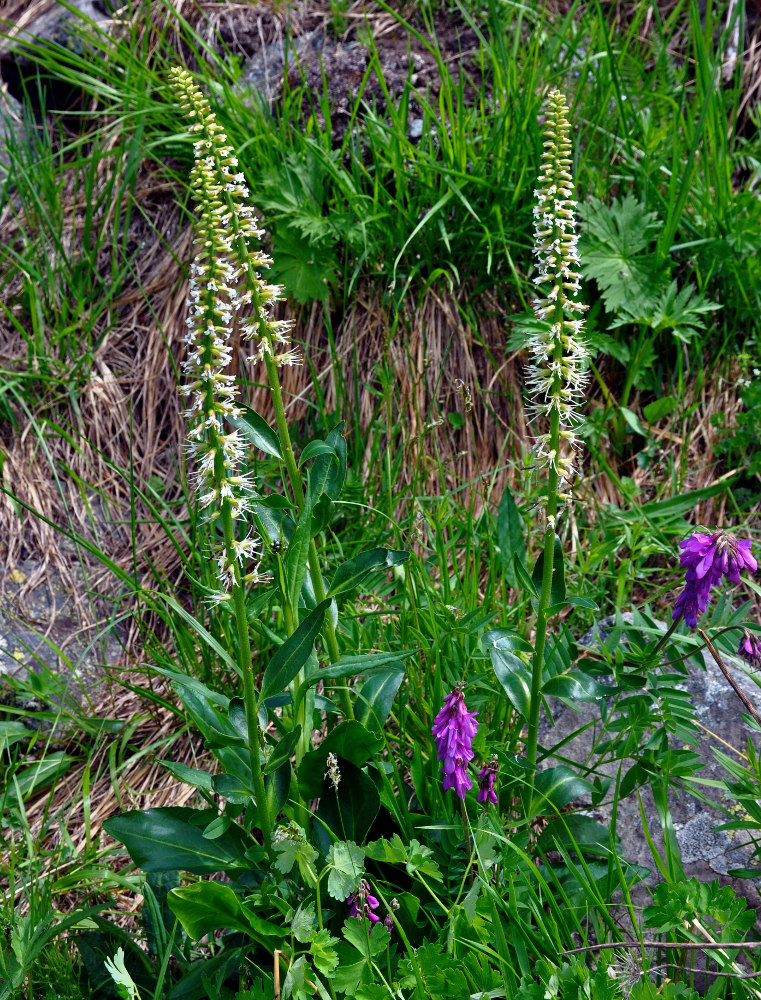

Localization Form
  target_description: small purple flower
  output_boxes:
[347,879,380,929]
[431,688,478,799]
[673,531,757,628]
[477,756,498,806]
[738,630,761,670]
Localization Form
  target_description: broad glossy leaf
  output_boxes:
[355,669,405,733]
[315,761,380,849]
[543,670,606,702]
[483,629,532,719]
[298,720,383,799]
[265,760,291,816]
[104,808,250,874]
[299,439,337,466]
[531,766,592,817]
[537,814,612,853]
[168,881,282,940]
[328,548,410,598]
[259,600,330,705]
[212,771,255,805]
[229,405,282,459]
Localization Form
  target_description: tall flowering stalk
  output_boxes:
[170,68,349,732]
[169,66,314,852]
[524,91,589,786]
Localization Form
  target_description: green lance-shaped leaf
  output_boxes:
[497,486,525,587]
[354,668,405,733]
[229,404,283,460]
[328,548,410,598]
[483,629,533,719]
[259,599,330,706]
[263,726,302,774]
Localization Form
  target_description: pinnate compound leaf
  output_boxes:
[326,841,365,901]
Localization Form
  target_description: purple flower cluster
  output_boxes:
[477,756,498,806]
[347,879,380,929]
[739,630,761,670]
[431,688,478,799]
[673,531,756,628]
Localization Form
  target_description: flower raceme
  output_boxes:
[477,756,498,806]
[673,530,757,628]
[431,689,478,800]
[347,880,381,928]
[527,89,589,507]
[168,67,301,603]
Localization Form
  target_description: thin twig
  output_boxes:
[697,628,761,726]
[560,940,761,955]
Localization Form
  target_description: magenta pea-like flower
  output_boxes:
[431,688,478,799]
[347,879,381,929]
[477,756,498,806]
[738,630,761,670]
[673,531,756,628]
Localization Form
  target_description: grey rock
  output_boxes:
[239,29,328,106]
[0,557,126,738]
[408,117,423,141]
[540,612,761,918]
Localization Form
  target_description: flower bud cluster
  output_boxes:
[170,67,294,599]
[527,89,589,503]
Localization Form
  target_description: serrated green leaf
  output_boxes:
[342,919,390,959]
[310,929,339,976]
[326,841,365,901]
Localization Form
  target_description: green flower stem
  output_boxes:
[219,494,273,858]
[525,341,562,803]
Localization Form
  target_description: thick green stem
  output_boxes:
[220,499,273,857]
[524,340,562,807]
